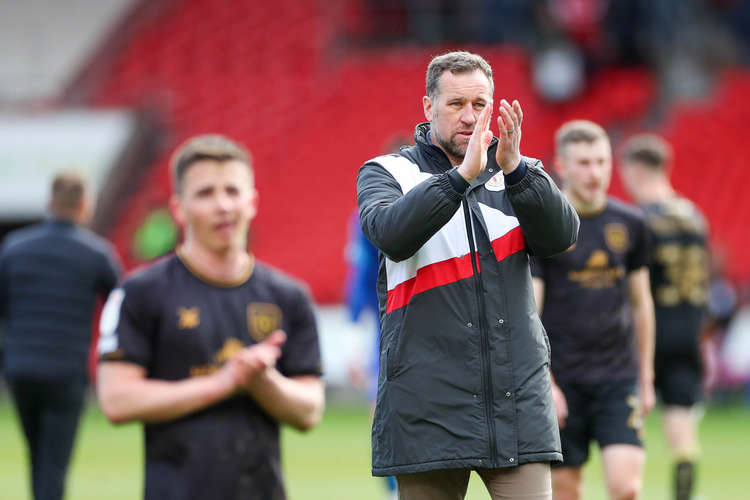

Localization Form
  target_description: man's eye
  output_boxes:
[474,103,486,110]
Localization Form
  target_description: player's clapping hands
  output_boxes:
[237,330,286,385]
[217,330,286,394]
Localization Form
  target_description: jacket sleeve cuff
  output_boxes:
[503,158,527,185]
[440,171,465,202]
[447,168,470,194]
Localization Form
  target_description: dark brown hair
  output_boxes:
[170,134,252,194]
[620,133,673,171]
[50,170,86,214]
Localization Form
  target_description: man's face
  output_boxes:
[557,139,612,207]
[172,159,257,254]
[423,69,492,164]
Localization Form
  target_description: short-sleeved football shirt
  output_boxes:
[531,197,650,384]
[642,196,709,355]
[99,253,322,500]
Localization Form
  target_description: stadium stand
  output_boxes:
[82,0,661,302]
[0,0,136,103]
[1,0,748,418]
[660,70,750,282]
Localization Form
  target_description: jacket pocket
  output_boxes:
[385,345,397,380]
[385,334,405,380]
[383,322,403,380]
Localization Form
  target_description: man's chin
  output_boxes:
[434,137,466,162]
[452,139,469,153]
[445,144,467,161]
[578,192,606,208]
[203,239,236,255]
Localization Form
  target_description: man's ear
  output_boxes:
[248,188,258,221]
[423,95,433,122]
[169,194,185,227]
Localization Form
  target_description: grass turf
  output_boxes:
[0,397,747,499]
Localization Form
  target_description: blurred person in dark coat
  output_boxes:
[619,134,710,500]
[0,171,121,500]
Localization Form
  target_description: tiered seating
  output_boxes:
[94,0,338,296]
[91,2,656,302]
[661,70,750,281]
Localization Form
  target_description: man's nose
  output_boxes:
[592,163,606,178]
[460,105,476,125]
[214,192,232,212]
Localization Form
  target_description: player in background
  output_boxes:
[531,120,655,500]
[619,134,709,500]
[0,171,121,500]
[97,135,324,500]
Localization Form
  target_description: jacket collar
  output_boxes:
[413,122,454,172]
[47,217,76,228]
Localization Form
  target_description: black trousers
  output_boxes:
[5,374,86,500]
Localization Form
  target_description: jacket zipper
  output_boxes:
[461,198,498,464]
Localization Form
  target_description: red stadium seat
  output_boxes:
[90,0,663,301]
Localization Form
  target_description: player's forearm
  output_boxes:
[97,365,234,424]
[633,299,655,383]
[628,269,655,383]
[246,370,324,431]
[532,277,545,314]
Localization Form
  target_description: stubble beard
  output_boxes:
[432,126,467,163]
[441,136,467,161]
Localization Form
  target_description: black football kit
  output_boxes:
[531,197,650,466]
[642,196,709,406]
[99,253,322,500]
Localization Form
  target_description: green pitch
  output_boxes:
[0,397,747,499]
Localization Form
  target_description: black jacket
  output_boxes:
[0,219,121,379]
[357,123,579,475]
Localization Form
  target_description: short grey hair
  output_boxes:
[426,51,494,99]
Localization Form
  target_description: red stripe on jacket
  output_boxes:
[386,226,525,313]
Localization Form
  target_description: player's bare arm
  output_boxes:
[495,99,523,174]
[628,267,656,416]
[244,369,324,432]
[233,330,286,385]
[97,334,283,424]
[532,276,545,314]
[238,329,324,431]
